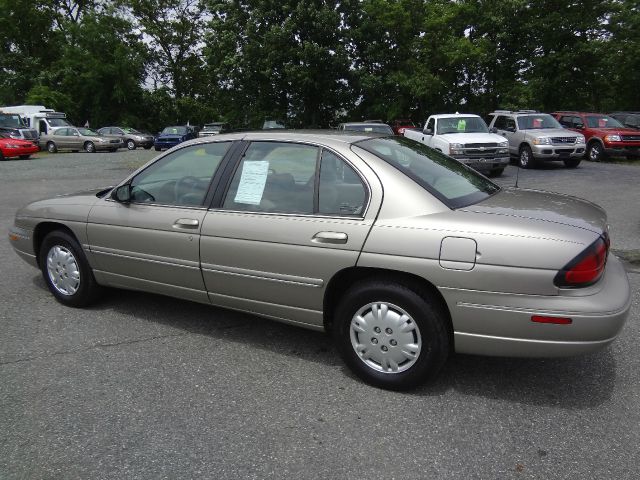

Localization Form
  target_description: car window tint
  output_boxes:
[493,116,506,129]
[130,142,230,206]
[223,142,317,214]
[319,150,366,216]
[357,137,499,209]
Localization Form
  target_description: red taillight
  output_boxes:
[554,236,608,288]
[531,315,572,325]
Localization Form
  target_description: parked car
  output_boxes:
[609,112,640,131]
[0,111,39,144]
[154,125,198,151]
[338,122,394,135]
[0,132,40,160]
[262,119,286,129]
[200,122,230,137]
[9,131,630,390]
[390,119,418,135]
[404,113,509,177]
[97,126,154,150]
[552,111,640,161]
[487,110,586,168]
[40,127,123,153]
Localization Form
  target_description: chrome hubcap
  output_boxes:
[46,246,80,296]
[520,150,529,166]
[350,302,422,373]
[590,146,600,161]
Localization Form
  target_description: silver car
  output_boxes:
[40,127,123,153]
[97,126,154,150]
[9,131,631,390]
[488,111,586,168]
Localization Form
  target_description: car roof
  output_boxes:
[430,113,481,119]
[187,129,386,146]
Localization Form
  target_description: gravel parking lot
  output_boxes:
[1,151,639,479]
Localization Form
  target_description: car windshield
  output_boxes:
[162,126,188,135]
[517,114,561,130]
[48,118,70,127]
[356,137,500,209]
[344,124,394,134]
[436,116,489,134]
[78,128,99,136]
[203,124,222,131]
[584,115,624,129]
[122,127,141,134]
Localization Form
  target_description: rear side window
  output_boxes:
[356,137,500,208]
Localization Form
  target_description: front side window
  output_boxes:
[425,118,435,133]
[223,142,317,214]
[130,142,230,206]
[357,136,499,209]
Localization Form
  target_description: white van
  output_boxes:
[0,105,71,136]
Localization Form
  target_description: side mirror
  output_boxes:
[575,123,584,129]
[111,184,132,203]
[489,127,498,133]
[505,126,516,133]
[424,128,434,136]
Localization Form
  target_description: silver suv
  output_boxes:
[487,110,586,168]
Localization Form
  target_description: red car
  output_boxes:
[0,133,40,161]
[552,111,640,161]
[390,119,418,135]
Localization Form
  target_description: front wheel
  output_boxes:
[564,158,581,168]
[84,141,96,153]
[144,145,152,150]
[333,280,450,390]
[588,142,605,162]
[154,146,161,151]
[39,231,101,307]
[19,155,31,160]
[519,145,535,169]
[126,139,136,150]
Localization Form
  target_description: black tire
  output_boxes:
[518,145,535,169]
[47,141,57,153]
[84,141,96,153]
[154,146,161,151]
[19,155,31,160]
[333,280,450,390]
[563,158,581,168]
[144,145,152,150]
[126,139,136,150]
[587,142,605,162]
[39,230,101,307]
[0,151,4,161]
[488,167,504,177]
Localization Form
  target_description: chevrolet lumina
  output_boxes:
[8,131,631,390]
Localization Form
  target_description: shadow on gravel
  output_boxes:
[31,275,618,408]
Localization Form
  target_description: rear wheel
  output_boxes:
[563,158,581,168]
[84,141,96,153]
[47,142,57,153]
[126,139,136,150]
[519,145,535,168]
[144,145,152,150]
[154,146,161,151]
[333,280,450,390]
[39,231,101,307]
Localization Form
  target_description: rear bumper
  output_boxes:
[442,254,631,357]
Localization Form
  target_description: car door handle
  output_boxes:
[312,231,348,244]
[173,218,199,228]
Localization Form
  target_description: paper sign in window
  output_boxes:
[234,161,269,205]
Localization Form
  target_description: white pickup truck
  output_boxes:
[403,113,510,176]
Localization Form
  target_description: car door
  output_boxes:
[199,140,382,328]
[67,128,83,150]
[87,141,234,303]
[494,116,518,155]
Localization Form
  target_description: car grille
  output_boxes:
[461,143,501,157]
[464,143,498,148]
[621,135,640,141]
[551,137,577,144]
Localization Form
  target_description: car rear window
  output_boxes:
[356,137,500,208]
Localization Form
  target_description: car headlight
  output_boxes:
[532,137,551,145]
[449,143,464,155]
[575,135,585,144]
[6,143,21,148]
[604,134,621,142]
[499,141,508,148]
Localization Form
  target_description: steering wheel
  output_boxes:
[174,176,201,203]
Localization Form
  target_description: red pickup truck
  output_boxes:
[552,111,640,161]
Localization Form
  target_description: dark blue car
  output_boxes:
[154,126,197,151]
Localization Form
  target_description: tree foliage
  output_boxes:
[1,0,638,131]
